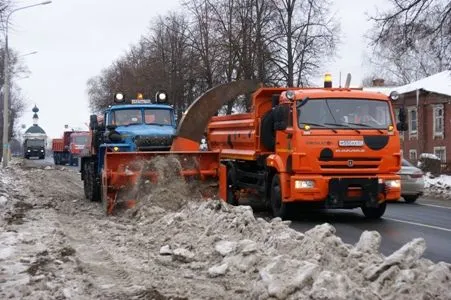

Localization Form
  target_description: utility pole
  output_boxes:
[2,1,52,167]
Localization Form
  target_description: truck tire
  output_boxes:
[261,111,275,151]
[85,161,101,202]
[270,174,288,219]
[361,201,386,219]
[226,168,239,206]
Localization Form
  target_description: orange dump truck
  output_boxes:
[206,81,407,219]
[52,131,90,166]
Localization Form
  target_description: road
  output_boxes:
[288,200,451,263]
[21,158,451,263]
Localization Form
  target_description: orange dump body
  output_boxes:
[207,87,401,204]
[52,139,64,152]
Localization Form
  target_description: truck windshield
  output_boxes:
[111,109,143,126]
[144,109,172,125]
[298,98,392,130]
[73,136,89,145]
[26,140,45,147]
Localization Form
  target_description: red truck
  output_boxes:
[52,131,90,166]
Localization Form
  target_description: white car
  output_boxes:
[399,159,424,203]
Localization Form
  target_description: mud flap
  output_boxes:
[327,178,385,208]
[218,163,227,202]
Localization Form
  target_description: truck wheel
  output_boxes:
[270,174,288,219]
[226,168,239,206]
[403,195,419,203]
[85,162,101,202]
[261,111,275,151]
[361,201,386,219]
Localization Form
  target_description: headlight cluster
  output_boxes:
[385,179,401,188]
[295,180,315,189]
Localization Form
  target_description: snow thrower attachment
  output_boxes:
[101,151,223,215]
[100,80,260,215]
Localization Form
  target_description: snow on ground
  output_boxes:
[424,173,451,198]
[1,158,451,299]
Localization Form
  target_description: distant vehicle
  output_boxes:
[52,131,90,166]
[399,159,424,203]
[23,138,45,159]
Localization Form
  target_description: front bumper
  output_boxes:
[284,174,401,207]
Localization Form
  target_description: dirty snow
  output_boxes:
[420,153,441,160]
[424,173,451,198]
[0,158,450,299]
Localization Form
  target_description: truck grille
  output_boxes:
[135,135,173,149]
[319,157,381,170]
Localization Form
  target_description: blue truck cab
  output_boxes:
[81,91,176,202]
[101,103,176,152]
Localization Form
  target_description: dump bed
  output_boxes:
[207,88,281,160]
[52,139,65,152]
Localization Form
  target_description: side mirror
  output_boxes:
[89,114,98,130]
[106,124,117,131]
[273,104,290,131]
[396,107,408,132]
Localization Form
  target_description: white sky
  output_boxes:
[14,0,381,139]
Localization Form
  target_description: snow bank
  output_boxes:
[125,157,451,299]
[424,174,451,198]
[420,153,441,160]
[133,200,451,299]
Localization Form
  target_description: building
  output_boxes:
[364,71,451,171]
[23,105,47,147]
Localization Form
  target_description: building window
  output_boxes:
[409,149,417,161]
[433,146,446,163]
[433,105,444,136]
[408,107,417,135]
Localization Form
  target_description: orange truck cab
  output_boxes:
[52,131,89,166]
[69,132,90,166]
[207,82,407,219]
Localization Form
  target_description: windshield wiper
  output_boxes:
[123,122,142,127]
[346,122,384,134]
[324,122,360,134]
[302,122,337,133]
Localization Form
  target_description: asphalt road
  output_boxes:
[18,157,451,263]
[288,199,451,263]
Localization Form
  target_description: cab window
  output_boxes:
[110,109,143,126]
[144,109,172,125]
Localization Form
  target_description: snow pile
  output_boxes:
[132,200,451,299]
[420,153,441,160]
[424,173,451,198]
[124,157,451,299]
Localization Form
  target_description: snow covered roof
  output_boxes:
[363,70,451,97]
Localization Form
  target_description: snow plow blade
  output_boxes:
[102,151,227,215]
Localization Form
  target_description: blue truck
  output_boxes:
[80,91,176,201]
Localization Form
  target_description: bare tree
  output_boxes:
[368,0,451,83]
[270,0,339,87]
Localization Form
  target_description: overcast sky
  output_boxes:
[14,0,381,139]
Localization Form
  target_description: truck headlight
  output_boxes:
[295,180,315,189]
[40,149,44,152]
[385,180,401,188]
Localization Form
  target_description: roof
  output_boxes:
[25,124,46,134]
[363,70,451,97]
